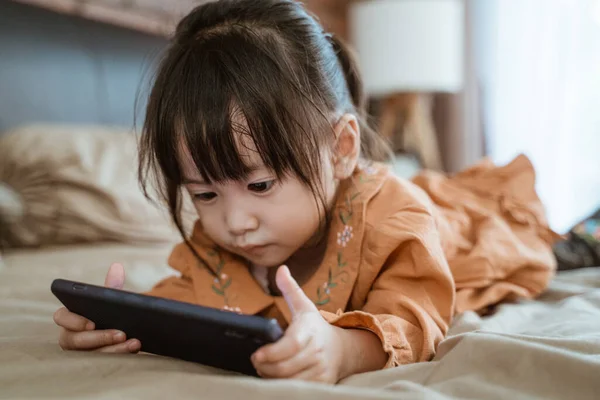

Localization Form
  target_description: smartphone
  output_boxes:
[51,279,283,376]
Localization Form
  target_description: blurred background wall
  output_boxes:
[0,1,167,132]
[1,0,599,233]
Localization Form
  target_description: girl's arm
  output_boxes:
[320,211,456,369]
[335,327,388,378]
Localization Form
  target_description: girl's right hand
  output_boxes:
[53,263,141,353]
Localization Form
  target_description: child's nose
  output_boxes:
[226,207,259,236]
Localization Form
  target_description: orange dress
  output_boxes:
[146,155,557,368]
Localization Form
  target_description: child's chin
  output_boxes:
[245,253,288,268]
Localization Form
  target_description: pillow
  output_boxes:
[0,124,191,247]
[0,182,24,249]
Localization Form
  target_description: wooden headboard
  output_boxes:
[10,0,349,39]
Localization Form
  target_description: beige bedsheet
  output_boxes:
[1,244,599,399]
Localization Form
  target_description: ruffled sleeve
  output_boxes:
[321,204,456,368]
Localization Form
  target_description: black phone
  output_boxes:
[51,279,283,376]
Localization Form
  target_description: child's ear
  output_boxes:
[332,114,360,180]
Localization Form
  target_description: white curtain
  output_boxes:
[475,0,600,233]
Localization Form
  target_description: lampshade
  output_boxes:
[350,0,465,97]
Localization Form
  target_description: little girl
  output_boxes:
[53,0,557,383]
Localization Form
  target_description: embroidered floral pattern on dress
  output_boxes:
[207,248,232,306]
[339,192,360,225]
[364,165,378,175]
[359,164,377,183]
[337,225,353,247]
[316,251,349,305]
[315,167,378,305]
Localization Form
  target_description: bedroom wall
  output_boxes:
[0,1,168,133]
[0,1,348,135]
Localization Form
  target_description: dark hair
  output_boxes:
[138,0,391,239]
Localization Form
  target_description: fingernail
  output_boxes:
[127,339,140,351]
[113,331,126,341]
[280,265,291,277]
[85,322,95,331]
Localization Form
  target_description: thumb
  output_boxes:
[104,262,126,289]
[276,265,317,316]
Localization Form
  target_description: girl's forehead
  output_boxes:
[177,131,264,179]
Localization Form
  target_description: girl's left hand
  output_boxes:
[251,265,344,383]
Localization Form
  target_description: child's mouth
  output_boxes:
[239,244,270,255]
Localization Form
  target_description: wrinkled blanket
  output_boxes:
[1,243,599,399]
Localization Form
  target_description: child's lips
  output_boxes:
[239,243,270,254]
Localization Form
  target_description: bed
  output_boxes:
[2,243,599,399]
[1,125,599,399]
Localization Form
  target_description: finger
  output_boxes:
[97,338,141,354]
[253,324,312,364]
[104,263,126,289]
[59,329,126,350]
[276,265,317,316]
[53,307,94,331]
[254,339,320,378]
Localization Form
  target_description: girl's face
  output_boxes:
[179,136,337,268]
[179,114,359,268]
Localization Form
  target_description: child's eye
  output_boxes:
[193,192,217,201]
[248,180,275,193]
